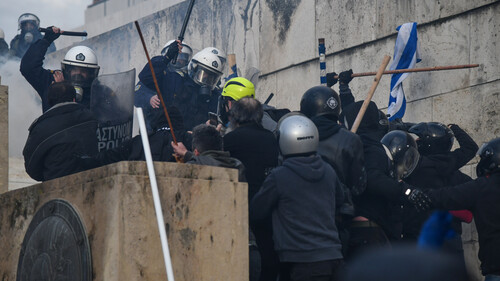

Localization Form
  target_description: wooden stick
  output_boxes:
[350,55,391,133]
[134,21,178,145]
[227,54,237,77]
[334,64,479,79]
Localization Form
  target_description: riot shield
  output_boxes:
[91,69,135,151]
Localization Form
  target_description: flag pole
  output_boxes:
[350,55,391,134]
[318,38,327,86]
[331,64,479,79]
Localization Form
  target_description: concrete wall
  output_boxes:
[0,161,248,280]
[0,78,7,193]
[40,0,500,279]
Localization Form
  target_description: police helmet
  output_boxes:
[18,13,40,31]
[300,86,341,119]
[381,130,420,180]
[277,114,319,157]
[61,46,100,88]
[188,47,226,90]
[476,137,500,177]
[408,122,455,156]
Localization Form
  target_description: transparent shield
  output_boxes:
[90,69,135,151]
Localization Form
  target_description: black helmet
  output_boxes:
[300,86,341,119]
[408,122,454,156]
[381,130,420,180]
[476,137,500,177]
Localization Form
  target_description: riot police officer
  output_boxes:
[10,13,55,58]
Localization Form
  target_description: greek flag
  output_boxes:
[387,22,421,120]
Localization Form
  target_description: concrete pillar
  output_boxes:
[0,161,249,280]
[0,77,8,194]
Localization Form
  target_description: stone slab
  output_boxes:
[0,161,248,280]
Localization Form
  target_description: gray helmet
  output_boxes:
[277,114,319,157]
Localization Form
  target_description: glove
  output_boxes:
[43,26,61,43]
[339,69,353,85]
[326,72,338,87]
[164,40,180,61]
[403,187,432,212]
[417,211,456,249]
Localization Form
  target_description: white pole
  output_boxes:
[136,107,175,281]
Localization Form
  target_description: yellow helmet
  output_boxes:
[222,77,255,101]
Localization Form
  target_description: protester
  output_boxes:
[10,13,56,59]
[218,77,288,132]
[422,137,500,279]
[402,122,478,268]
[20,26,99,112]
[23,82,98,181]
[138,44,225,130]
[223,97,279,281]
[300,85,366,255]
[171,123,245,181]
[251,114,344,281]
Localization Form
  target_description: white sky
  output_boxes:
[0,0,91,44]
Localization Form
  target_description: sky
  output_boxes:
[0,0,91,44]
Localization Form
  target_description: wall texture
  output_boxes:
[40,0,500,279]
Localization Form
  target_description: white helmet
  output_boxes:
[0,28,4,40]
[18,13,40,31]
[277,114,319,157]
[161,39,193,71]
[61,46,100,88]
[188,47,226,90]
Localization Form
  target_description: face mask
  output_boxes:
[199,85,210,96]
[74,86,83,102]
[24,32,34,43]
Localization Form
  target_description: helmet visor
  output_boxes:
[190,63,222,90]
[62,64,99,88]
[396,147,420,179]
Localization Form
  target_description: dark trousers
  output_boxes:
[286,259,344,281]
[252,218,280,281]
[346,224,390,260]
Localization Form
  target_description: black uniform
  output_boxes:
[0,39,9,58]
[10,31,55,59]
[428,173,500,276]
[23,102,98,181]
[20,39,85,112]
[138,56,220,131]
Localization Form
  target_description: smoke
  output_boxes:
[0,58,43,157]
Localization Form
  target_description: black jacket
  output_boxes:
[428,173,500,276]
[184,150,246,182]
[403,124,479,238]
[342,101,407,239]
[250,155,344,263]
[23,102,98,181]
[223,122,279,201]
[10,31,55,59]
[312,115,366,196]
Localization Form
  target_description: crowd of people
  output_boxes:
[10,15,500,281]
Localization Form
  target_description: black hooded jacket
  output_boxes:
[250,155,344,262]
[340,101,407,239]
[23,102,98,181]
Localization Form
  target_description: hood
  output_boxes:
[283,154,326,182]
[340,100,380,134]
[311,115,342,140]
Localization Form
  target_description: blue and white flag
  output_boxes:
[387,22,421,120]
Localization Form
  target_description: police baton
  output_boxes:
[171,0,196,64]
[39,28,87,37]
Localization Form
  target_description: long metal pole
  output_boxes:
[318,38,327,86]
[136,107,176,281]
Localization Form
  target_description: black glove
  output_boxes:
[404,187,433,212]
[43,26,60,43]
[164,40,180,61]
[339,69,353,85]
[326,72,338,87]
